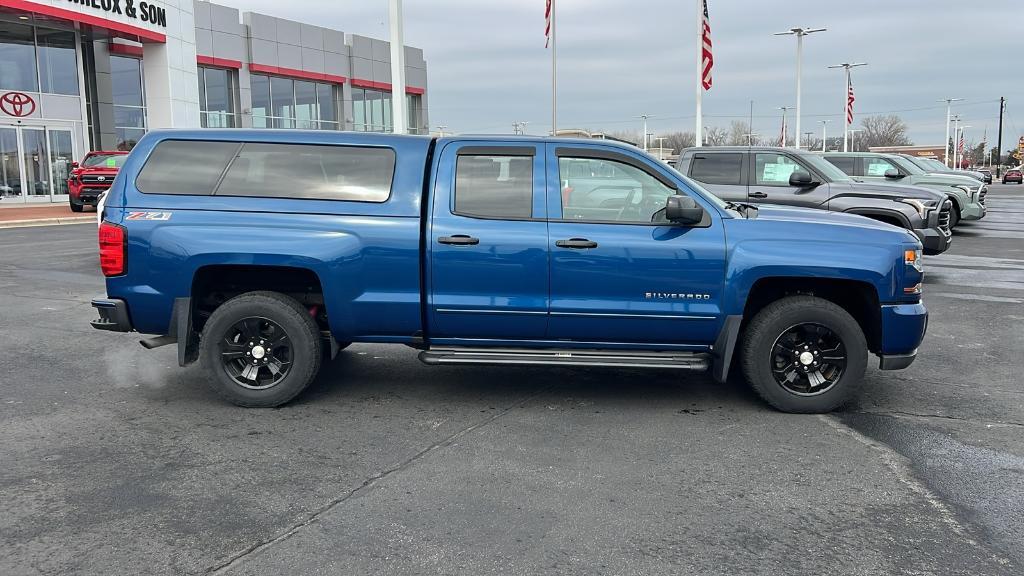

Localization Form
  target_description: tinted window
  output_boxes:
[216,143,395,202]
[454,154,534,218]
[689,153,742,185]
[559,156,675,223]
[136,141,239,195]
[82,154,127,168]
[754,153,804,186]
[825,156,857,175]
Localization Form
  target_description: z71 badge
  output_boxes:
[126,211,172,221]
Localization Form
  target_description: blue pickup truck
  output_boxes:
[91,130,928,413]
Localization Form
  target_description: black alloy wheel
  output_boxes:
[770,323,846,396]
[219,317,293,390]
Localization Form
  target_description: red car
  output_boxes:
[68,151,129,212]
[1003,168,1023,185]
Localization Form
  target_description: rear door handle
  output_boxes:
[438,235,480,246]
[749,191,768,199]
[555,238,599,249]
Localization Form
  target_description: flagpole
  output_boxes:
[551,0,557,136]
[694,0,702,147]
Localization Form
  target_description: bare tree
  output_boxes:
[703,126,728,146]
[657,131,696,153]
[859,115,913,149]
[726,121,752,146]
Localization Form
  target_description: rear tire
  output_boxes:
[740,296,867,413]
[200,291,322,407]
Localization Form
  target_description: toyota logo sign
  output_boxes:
[0,92,36,117]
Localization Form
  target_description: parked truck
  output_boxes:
[91,130,929,413]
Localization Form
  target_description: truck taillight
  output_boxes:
[98,222,126,276]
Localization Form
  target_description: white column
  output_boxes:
[794,34,802,149]
[944,103,952,167]
[694,0,703,147]
[142,2,200,129]
[389,0,407,134]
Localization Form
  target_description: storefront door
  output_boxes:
[0,125,75,205]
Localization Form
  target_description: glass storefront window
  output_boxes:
[110,55,146,150]
[36,29,78,95]
[250,74,337,130]
[408,94,423,134]
[0,21,39,91]
[352,88,404,133]
[198,66,236,128]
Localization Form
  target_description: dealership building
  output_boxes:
[0,0,429,206]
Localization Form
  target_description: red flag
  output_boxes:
[545,0,552,48]
[701,0,713,90]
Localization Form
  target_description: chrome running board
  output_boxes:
[419,347,710,371]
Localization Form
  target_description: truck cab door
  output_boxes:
[684,151,747,202]
[546,144,726,347]
[427,142,549,341]
[747,151,830,209]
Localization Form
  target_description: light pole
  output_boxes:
[848,128,863,152]
[775,27,826,149]
[639,114,651,151]
[827,62,867,151]
[777,106,792,147]
[819,119,830,152]
[436,125,448,137]
[655,136,667,160]
[388,0,407,134]
[804,131,814,149]
[938,97,963,167]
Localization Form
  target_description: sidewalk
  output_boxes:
[0,204,95,228]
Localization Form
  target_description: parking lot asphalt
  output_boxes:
[1,185,1021,575]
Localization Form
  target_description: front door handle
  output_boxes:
[555,238,599,249]
[438,235,480,246]
[749,191,768,199]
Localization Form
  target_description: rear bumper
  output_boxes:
[91,298,133,332]
[913,227,951,255]
[878,302,927,369]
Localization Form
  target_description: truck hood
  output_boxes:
[913,172,983,188]
[832,180,945,202]
[750,204,908,233]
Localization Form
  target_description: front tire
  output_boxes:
[200,291,322,407]
[69,199,84,213]
[740,296,867,413]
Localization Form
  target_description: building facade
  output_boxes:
[0,0,428,206]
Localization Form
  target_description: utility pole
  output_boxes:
[819,119,830,152]
[804,131,813,149]
[938,97,963,167]
[996,97,1005,176]
[775,27,826,149]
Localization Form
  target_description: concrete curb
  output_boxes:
[0,216,95,229]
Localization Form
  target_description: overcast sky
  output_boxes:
[223,0,1022,147]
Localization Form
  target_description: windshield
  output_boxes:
[922,158,950,172]
[797,153,851,182]
[82,153,127,168]
[889,156,925,175]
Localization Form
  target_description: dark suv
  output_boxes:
[676,147,952,254]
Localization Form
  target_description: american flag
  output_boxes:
[701,0,713,90]
[846,76,855,124]
[958,131,965,155]
[545,0,552,48]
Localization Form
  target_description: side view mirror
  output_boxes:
[71,161,79,168]
[884,168,903,179]
[665,195,704,225]
[788,170,814,187]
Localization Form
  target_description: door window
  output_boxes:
[824,156,857,176]
[689,153,742,185]
[754,153,803,186]
[453,154,534,219]
[865,157,899,176]
[559,156,674,223]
